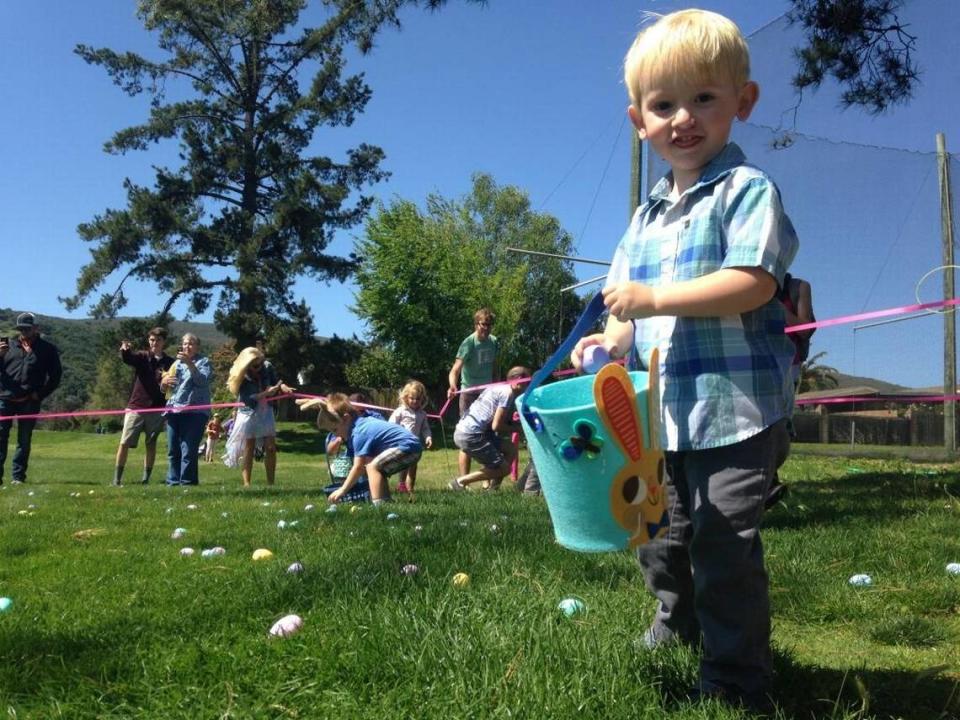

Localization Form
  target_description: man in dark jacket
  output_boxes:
[0,313,63,484]
[112,327,174,486]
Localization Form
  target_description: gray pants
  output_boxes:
[637,420,790,698]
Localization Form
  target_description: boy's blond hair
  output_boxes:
[623,9,750,108]
[316,392,357,430]
[399,380,428,407]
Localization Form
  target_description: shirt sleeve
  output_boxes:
[720,175,799,286]
[456,335,474,361]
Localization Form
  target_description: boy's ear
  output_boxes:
[627,105,647,140]
[736,81,760,121]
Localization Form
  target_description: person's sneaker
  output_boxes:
[11,479,25,485]
[636,624,684,651]
[448,478,465,491]
[112,479,123,487]
[764,478,789,510]
[141,478,149,485]
[396,481,409,494]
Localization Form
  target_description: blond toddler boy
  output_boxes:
[572,9,799,712]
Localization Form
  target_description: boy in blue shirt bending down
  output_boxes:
[318,393,422,505]
[572,9,798,713]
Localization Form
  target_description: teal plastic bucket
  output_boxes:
[519,370,656,553]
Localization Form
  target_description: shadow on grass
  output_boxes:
[276,426,325,456]
[762,470,960,532]
[771,652,960,720]
[650,646,960,719]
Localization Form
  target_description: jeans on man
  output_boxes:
[0,399,41,483]
[165,412,207,486]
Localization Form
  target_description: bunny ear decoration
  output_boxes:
[594,363,645,462]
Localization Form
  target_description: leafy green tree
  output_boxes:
[63,0,483,349]
[788,0,919,113]
[352,173,584,393]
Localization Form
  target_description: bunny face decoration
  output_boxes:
[593,351,668,548]
[518,350,669,553]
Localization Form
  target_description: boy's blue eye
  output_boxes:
[695,93,715,103]
[652,101,673,112]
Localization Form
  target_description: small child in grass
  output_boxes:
[571,9,798,713]
[204,413,222,463]
[317,393,422,505]
[388,380,433,497]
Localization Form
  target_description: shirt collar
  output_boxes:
[647,142,747,203]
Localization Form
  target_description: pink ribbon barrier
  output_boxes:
[796,393,960,406]
[785,296,960,334]
[7,296,960,424]
[0,393,298,423]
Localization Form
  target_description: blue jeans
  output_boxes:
[165,413,207,485]
[0,399,41,483]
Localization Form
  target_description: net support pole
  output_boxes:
[938,133,957,454]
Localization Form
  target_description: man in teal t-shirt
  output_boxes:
[447,308,500,476]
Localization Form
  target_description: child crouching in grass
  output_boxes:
[388,380,433,497]
[449,366,530,491]
[317,394,422,505]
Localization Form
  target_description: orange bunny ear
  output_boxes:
[594,363,643,462]
[646,348,660,451]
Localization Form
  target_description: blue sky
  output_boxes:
[2,1,958,388]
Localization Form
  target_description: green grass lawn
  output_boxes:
[2,424,960,718]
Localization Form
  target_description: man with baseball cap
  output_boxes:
[0,312,62,484]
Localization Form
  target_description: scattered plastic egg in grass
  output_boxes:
[287,562,304,574]
[180,547,195,557]
[17,510,28,516]
[221,512,229,518]
[277,520,287,529]
[489,524,500,534]
[88,490,95,495]
[386,513,399,521]
[0,597,12,613]
[27,491,34,497]
[325,505,338,514]
[947,563,960,575]
[304,504,315,512]
[252,548,274,561]
[452,572,470,588]
[558,597,586,617]
[261,502,271,507]
[171,528,187,540]
[350,505,361,514]
[269,614,303,638]
[414,524,423,533]
[186,504,198,510]
[401,564,419,576]
[848,574,873,587]
[201,547,226,558]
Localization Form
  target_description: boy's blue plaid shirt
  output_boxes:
[608,143,799,451]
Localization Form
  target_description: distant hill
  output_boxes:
[832,372,907,394]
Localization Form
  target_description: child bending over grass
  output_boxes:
[317,394,422,505]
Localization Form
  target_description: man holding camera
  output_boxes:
[0,313,62,485]
[112,327,174,486]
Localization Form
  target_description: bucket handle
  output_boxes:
[521,291,606,430]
